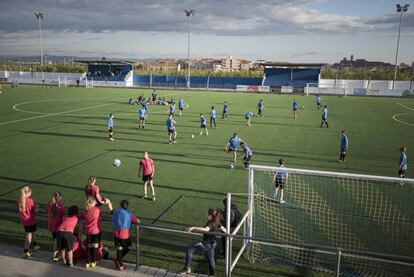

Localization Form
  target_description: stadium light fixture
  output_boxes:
[34,12,44,68]
[393,4,409,90]
[185,9,195,90]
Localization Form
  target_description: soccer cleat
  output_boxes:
[22,252,32,259]
[280,200,286,204]
[91,262,97,268]
[85,262,91,269]
[109,138,114,141]
[142,195,147,199]
[172,141,177,144]
[199,132,203,135]
[118,264,126,271]
[178,267,191,275]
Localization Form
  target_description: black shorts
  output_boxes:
[168,128,175,134]
[293,107,297,111]
[57,231,75,251]
[114,237,131,249]
[223,110,227,114]
[275,182,285,189]
[179,107,183,111]
[245,117,250,120]
[140,117,145,121]
[322,117,327,121]
[201,124,206,128]
[399,169,406,176]
[87,232,102,244]
[24,224,37,233]
[340,148,347,153]
[142,175,153,182]
[52,231,58,239]
[108,127,113,132]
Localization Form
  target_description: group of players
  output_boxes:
[17,178,139,271]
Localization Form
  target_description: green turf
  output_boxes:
[0,85,413,276]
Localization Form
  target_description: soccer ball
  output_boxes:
[113,159,121,167]
[191,134,194,139]
[230,163,234,169]
[302,105,305,109]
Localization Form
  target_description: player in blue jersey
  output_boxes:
[210,106,217,128]
[257,100,264,117]
[338,130,348,163]
[245,112,254,126]
[399,147,408,178]
[199,114,208,136]
[240,141,253,169]
[316,95,321,110]
[273,159,288,204]
[169,102,176,115]
[222,101,229,119]
[166,114,177,144]
[320,105,329,128]
[178,97,184,116]
[225,133,244,164]
[107,114,114,141]
[138,107,147,129]
[293,99,299,118]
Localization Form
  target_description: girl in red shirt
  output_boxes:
[46,191,65,262]
[57,205,81,267]
[84,176,110,206]
[16,186,39,258]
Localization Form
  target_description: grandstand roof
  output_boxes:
[75,60,133,65]
[259,62,326,69]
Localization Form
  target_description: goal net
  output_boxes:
[85,77,94,88]
[243,165,414,276]
[305,82,348,96]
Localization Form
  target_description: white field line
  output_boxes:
[0,103,114,126]
[397,102,414,112]
[393,103,414,127]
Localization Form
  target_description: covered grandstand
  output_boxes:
[76,60,134,86]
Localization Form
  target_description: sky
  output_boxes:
[0,0,413,64]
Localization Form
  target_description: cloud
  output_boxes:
[1,0,412,36]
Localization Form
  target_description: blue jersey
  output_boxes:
[317,96,321,104]
[178,99,184,109]
[243,144,253,156]
[169,103,175,113]
[400,153,408,170]
[245,112,253,119]
[166,117,174,129]
[275,165,288,184]
[107,118,113,128]
[210,109,216,119]
[200,116,207,125]
[293,100,299,109]
[322,108,328,119]
[229,136,240,151]
[139,108,146,118]
[258,102,263,110]
[340,134,348,149]
[223,103,229,112]
[141,101,148,110]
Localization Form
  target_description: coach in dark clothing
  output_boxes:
[219,198,242,254]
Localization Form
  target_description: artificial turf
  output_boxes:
[0,84,413,276]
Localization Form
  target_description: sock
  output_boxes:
[122,247,129,257]
[87,248,92,263]
[117,250,123,265]
[342,154,346,161]
[91,248,96,262]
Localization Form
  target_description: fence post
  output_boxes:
[135,224,140,271]
[225,193,232,277]
[336,248,341,277]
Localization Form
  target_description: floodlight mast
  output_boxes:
[34,12,44,68]
[185,9,195,90]
[393,4,409,90]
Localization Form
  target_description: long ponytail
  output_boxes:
[19,186,31,212]
[84,197,95,213]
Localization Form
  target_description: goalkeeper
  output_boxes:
[273,159,288,204]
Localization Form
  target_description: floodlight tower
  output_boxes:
[34,12,44,67]
[393,4,409,90]
[185,9,195,90]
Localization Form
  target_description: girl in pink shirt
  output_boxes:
[16,186,39,258]
[57,205,81,267]
[138,152,156,201]
[46,191,65,262]
[84,176,110,206]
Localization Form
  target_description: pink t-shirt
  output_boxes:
[83,206,101,235]
[47,201,65,232]
[17,197,36,227]
[140,158,154,176]
[58,215,81,233]
[113,214,138,239]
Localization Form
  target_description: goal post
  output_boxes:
[85,77,94,88]
[305,82,348,97]
[241,165,414,276]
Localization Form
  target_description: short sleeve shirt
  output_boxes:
[140,158,154,176]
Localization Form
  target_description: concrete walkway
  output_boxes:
[0,243,206,277]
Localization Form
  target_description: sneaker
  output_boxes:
[152,196,156,202]
[22,252,32,259]
[280,200,286,204]
[199,132,203,135]
[109,138,114,141]
[85,263,91,269]
[172,141,177,144]
[66,263,74,268]
[91,262,97,268]
[118,264,126,271]
[178,267,191,275]
[338,160,342,163]
[142,195,147,199]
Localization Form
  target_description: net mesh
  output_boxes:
[244,167,414,276]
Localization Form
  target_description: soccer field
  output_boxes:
[0,85,413,276]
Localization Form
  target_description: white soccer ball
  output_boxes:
[230,163,234,169]
[191,134,194,139]
[302,105,305,109]
[113,159,121,167]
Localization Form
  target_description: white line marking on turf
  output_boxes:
[397,102,414,112]
[393,103,414,127]
[1,103,114,126]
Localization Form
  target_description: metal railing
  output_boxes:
[134,223,414,277]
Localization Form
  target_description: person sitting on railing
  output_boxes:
[178,208,226,276]
[110,200,140,271]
